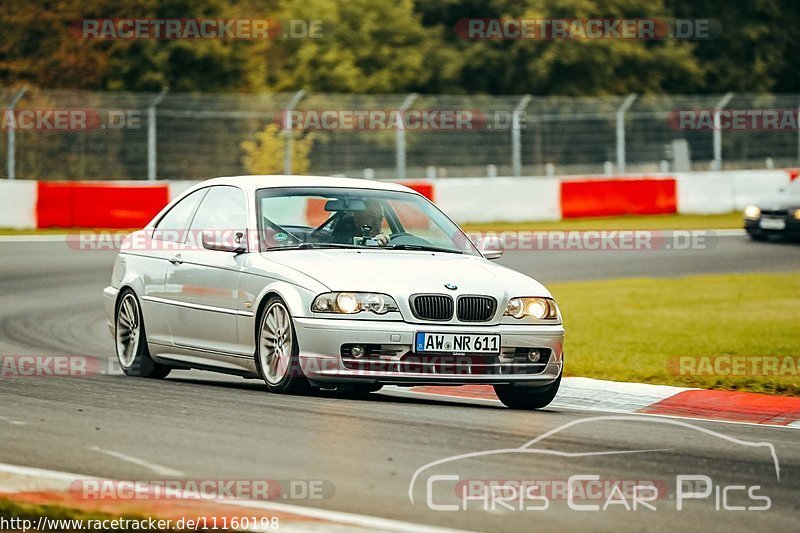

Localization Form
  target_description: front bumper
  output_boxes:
[293,316,564,386]
[745,217,800,239]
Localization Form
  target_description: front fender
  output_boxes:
[253,279,313,319]
[237,276,317,354]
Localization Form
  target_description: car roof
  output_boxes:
[194,175,418,195]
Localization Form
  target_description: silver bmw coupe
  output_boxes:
[103,175,564,409]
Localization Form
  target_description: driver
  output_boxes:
[330,199,389,246]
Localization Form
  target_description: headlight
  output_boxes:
[504,297,558,320]
[311,292,399,315]
[744,205,761,219]
[793,209,800,220]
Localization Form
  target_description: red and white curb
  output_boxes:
[0,463,460,533]
[388,377,800,428]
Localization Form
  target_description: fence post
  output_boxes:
[6,86,28,180]
[615,93,637,174]
[283,90,305,175]
[512,95,531,177]
[712,92,734,171]
[147,89,167,181]
[395,93,418,180]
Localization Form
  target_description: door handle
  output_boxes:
[169,254,183,265]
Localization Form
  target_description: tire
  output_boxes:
[255,296,309,394]
[115,290,171,379]
[748,233,767,242]
[494,375,561,410]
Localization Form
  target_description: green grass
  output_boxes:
[462,212,743,232]
[550,272,800,395]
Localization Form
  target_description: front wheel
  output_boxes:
[494,375,561,410]
[115,290,171,379]
[256,297,309,394]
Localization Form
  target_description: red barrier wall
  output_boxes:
[37,182,169,229]
[399,181,435,201]
[303,181,436,226]
[560,178,676,218]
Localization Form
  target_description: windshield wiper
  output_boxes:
[269,242,361,251]
[389,244,463,254]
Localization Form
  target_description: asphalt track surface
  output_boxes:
[1,236,799,532]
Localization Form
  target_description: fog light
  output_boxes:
[527,349,542,363]
[350,345,366,358]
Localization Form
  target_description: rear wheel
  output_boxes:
[115,290,171,379]
[256,297,309,394]
[494,375,561,410]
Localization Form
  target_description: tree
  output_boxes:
[241,124,313,174]
[0,0,271,92]
[265,0,436,92]
[414,0,705,95]
[665,0,800,93]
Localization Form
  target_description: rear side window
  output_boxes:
[153,189,207,242]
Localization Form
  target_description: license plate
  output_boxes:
[414,332,500,354]
[760,218,786,230]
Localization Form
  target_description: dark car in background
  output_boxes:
[744,180,800,241]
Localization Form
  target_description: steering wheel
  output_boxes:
[308,214,340,241]
[388,232,434,247]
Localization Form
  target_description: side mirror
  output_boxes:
[201,230,247,253]
[475,235,504,260]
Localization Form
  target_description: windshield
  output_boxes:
[256,187,479,256]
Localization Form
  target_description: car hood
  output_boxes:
[756,193,800,211]
[259,249,551,298]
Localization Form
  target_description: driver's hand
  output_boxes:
[375,233,389,246]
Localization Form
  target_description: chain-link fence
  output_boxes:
[2,87,799,180]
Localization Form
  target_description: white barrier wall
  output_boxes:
[435,177,562,223]
[0,170,795,229]
[675,170,791,214]
[168,180,201,200]
[0,181,37,229]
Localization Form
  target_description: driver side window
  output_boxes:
[153,189,208,242]
[189,186,248,245]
